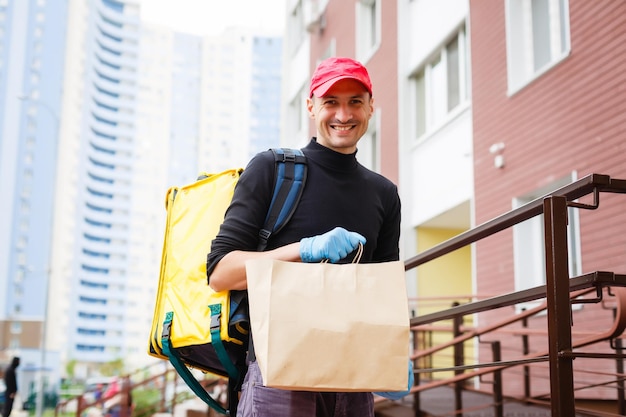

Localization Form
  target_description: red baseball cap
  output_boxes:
[309,57,373,98]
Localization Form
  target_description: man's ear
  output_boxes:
[306,97,315,118]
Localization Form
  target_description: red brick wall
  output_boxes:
[366,0,399,183]
[470,0,626,397]
[309,0,399,183]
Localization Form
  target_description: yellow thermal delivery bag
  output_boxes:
[148,148,307,416]
[148,168,249,378]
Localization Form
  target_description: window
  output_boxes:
[505,0,570,93]
[288,86,309,142]
[83,248,110,257]
[86,188,113,199]
[16,236,26,250]
[89,156,115,169]
[14,268,25,283]
[78,328,106,336]
[87,173,114,185]
[513,173,582,305]
[76,344,105,352]
[411,27,469,140]
[79,296,107,304]
[288,0,305,56]
[11,322,22,334]
[95,69,120,84]
[95,86,119,98]
[82,264,109,274]
[91,143,115,155]
[357,111,380,172]
[80,279,108,289]
[84,233,111,243]
[356,0,380,62]
[10,337,20,349]
[78,312,106,320]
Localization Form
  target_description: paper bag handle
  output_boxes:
[322,242,363,264]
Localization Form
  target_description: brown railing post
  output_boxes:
[521,313,531,400]
[159,368,167,412]
[614,307,625,414]
[172,371,179,416]
[544,195,575,416]
[491,341,503,417]
[126,376,133,417]
[413,372,421,417]
[615,336,625,414]
[411,328,422,417]
[452,302,464,416]
[75,394,84,417]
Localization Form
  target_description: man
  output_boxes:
[207,57,404,416]
[3,357,20,417]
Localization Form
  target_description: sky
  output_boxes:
[140,0,288,36]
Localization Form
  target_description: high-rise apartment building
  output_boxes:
[1,0,284,383]
[49,0,143,378]
[248,35,283,160]
[198,28,283,173]
[0,0,69,390]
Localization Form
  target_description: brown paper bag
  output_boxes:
[245,254,410,392]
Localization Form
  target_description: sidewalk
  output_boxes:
[9,393,30,417]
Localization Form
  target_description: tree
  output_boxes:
[100,359,124,377]
[66,360,77,380]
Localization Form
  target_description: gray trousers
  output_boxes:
[237,361,375,417]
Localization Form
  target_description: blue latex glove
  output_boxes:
[299,227,366,263]
[375,360,414,401]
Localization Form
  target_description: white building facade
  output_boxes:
[0,0,284,381]
[48,0,144,378]
[52,3,285,379]
[0,0,69,392]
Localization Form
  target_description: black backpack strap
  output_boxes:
[247,148,307,365]
[227,377,239,416]
[257,148,307,251]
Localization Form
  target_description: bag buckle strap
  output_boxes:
[161,311,173,340]
[209,304,222,330]
[258,228,272,242]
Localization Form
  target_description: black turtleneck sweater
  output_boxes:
[207,138,401,280]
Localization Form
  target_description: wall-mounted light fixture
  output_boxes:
[489,142,505,169]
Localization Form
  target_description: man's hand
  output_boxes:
[299,227,366,263]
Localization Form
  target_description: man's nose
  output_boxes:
[336,104,352,122]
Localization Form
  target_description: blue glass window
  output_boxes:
[80,279,108,289]
[102,0,124,13]
[84,234,111,243]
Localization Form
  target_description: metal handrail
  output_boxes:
[400,173,626,416]
[54,362,224,417]
[404,173,626,272]
[411,272,626,326]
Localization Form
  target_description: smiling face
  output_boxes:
[307,78,374,154]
